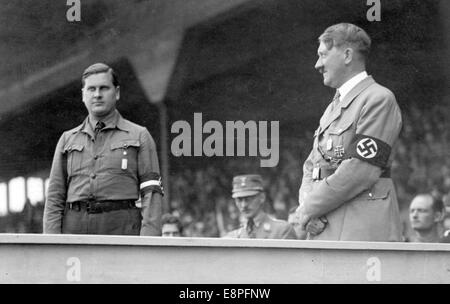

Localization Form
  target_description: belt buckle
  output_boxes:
[86,200,101,214]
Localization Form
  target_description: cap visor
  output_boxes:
[232,190,260,198]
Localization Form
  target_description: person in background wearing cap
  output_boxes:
[224,174,297,239]
[43,63,163,236]
[294,23,403,241]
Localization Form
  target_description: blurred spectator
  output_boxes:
[408,194,445,243]
[161,213,183,237]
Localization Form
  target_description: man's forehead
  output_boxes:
[84,72,114,86]
[317,42,329,54]
[410,196,433,209]
[162,224,180,232]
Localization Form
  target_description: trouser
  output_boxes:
[62,207,141,235]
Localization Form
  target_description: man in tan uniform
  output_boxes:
[294,23,403,241]
[44,63,163,236]
[225,174,297,239]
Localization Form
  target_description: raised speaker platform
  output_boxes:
[0,234,449,283]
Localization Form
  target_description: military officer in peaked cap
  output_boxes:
[224,174,297,239]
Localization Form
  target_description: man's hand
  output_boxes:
[305,217,327,236]
[294,205,311,229]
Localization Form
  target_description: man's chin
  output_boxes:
[91,109,109,117]
[323,77,333,87]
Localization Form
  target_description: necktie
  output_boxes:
[246,218,255,237]
[94,121,105,139]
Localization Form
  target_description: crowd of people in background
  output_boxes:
[1,102,449,242]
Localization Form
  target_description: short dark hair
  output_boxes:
[430,195,444,213]
[161,213,183,233]
[413,193,444,213]
[81,63,119,87]
[319,23,371,61]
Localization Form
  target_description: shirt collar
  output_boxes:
[74,110,130,134]
[248,211,267,228]
[89,110,119,131]
[337,71,368,101]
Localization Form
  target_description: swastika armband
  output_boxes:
[347,134,391,168]
[140,172,164,196]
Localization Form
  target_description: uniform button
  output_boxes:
[91,174,96,179]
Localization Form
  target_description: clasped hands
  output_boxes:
[293,205,327,236]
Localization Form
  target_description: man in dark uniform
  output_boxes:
[43,63,163,236]
[225,174,297,239]
[293,23,403,241]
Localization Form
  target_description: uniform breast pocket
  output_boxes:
[108,140,140,174]
[63,144,84,176]
[366,181,390,201]
[327,120,353,148]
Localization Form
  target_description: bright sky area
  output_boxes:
[0,177,48,215]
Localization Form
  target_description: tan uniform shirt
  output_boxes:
[44,110,161,234]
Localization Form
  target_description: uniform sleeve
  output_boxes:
[138,129,163,236]
[298,149,314,206]
[282,224,299,239]
[303,89,402,219]
[43,133,68,234]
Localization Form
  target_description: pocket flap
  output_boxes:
[367,182,390,200]
[111,140,141,150]
[328,121,353,135]
[63,144,84,153]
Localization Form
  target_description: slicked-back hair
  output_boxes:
[319,23,371,61]
[81,63,119,88]
[162,213,183,234]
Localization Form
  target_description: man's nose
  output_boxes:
[93,88,102,98]
[315,58,322,70]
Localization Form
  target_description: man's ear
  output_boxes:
[434,210,445,223]
[344,48,353,65]
[259,192,266,203]
[115,86,120,101]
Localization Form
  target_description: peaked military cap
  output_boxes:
[232,174,264,198]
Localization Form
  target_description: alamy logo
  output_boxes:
[357,138,378,159]
[66,0,81,22]
[366,257,381,282]
[66,257,81,282]
[171,113,279,167]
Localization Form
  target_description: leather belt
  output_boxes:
[67,200,137,214]
[312,166,391,181]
